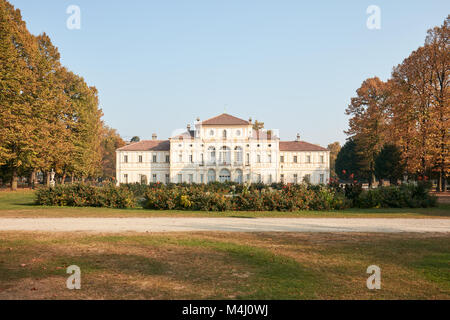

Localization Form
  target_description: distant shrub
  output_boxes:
[35,183,136,208]
[354,183,437,208]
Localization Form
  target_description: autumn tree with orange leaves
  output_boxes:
[345,16,449,191]
[0,0,121,190]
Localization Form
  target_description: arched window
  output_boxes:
[208,146,216,164]
[219,146,231,165]
[234,147,243,164]
[219,169,231,183]
[207,169,216,183]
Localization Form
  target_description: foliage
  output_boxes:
[0,0,114,190]
[335,139,366,181]
[375,144,405,184]
[35,183,136,208]
[354,183,437,209]
[345,16,449,191]
[327,142,341,177]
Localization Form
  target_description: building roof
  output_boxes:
[280,141,328,152]
[117,140,170,152]
[201,113,250,126]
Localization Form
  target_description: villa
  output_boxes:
[116,114,330,185]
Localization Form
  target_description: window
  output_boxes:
[179,154,183,163]
[320,174,325,184]
[222,130,227,139]
[236,130,241,137]
[268,154,272,163]
[219,146,231,164]
[152,174,157,183]
[246,153,250,165]
[320,155,325,164]
[306,155,311,163]
[235,147,243,164]
[208,169,216,183]
[153,154,157,163]
[280,174,284,183]
[257,154,261,163]
[268,174,272,184]
[165,174,170,184]
[138,155,143,163]
[219,169,231,183]
[294,174,298,184]
[140,175,148,185]
[189,154,193,163]
[208,147,216,164]
[209,130,214,137]
[294,156,298,163]
[124,174,128,184]
[200,174,204,184]
[177,174,182,183]
[257,174,262,183]
[166,155,170,163]
[188,174,194,183]
[280,156,284,163]
[124,155,128,163]
[235,169,243,184]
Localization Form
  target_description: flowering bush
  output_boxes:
[142,183,351,212]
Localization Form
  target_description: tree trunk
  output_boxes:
[61,173,67,185]
[45,172,50,187]
[29,170,37,189]
[10,168,18,191]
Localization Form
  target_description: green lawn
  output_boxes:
[0,232,448,299]
[0,190,449,218]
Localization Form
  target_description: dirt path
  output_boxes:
[0,218,449,233]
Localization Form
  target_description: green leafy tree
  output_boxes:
[375,144,405,185]
[335,139,366,181]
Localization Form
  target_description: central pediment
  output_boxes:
[201,113,250,126]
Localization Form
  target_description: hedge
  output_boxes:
[35,182,437,211]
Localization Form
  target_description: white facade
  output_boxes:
[116,114,330,185]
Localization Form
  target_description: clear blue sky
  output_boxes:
[9,0,449,146]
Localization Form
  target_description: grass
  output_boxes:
[0,190,449,218]
[0,232,448,300]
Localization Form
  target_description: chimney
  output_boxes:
[296,133,301,142]
[249,117,252,124]
[196,117,200,122]
[187,124,191,131]
[152,133,157,140]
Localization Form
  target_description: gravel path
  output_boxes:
[0,218,449,233]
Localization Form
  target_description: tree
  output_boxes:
[335,139,366,181]
[327,142,341,177]
[101,126,125,179]
[345,77,390,187]
[0,0,40,190]
[375,144,405,185]
[425,16,449,191]
[130,136,140,143]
